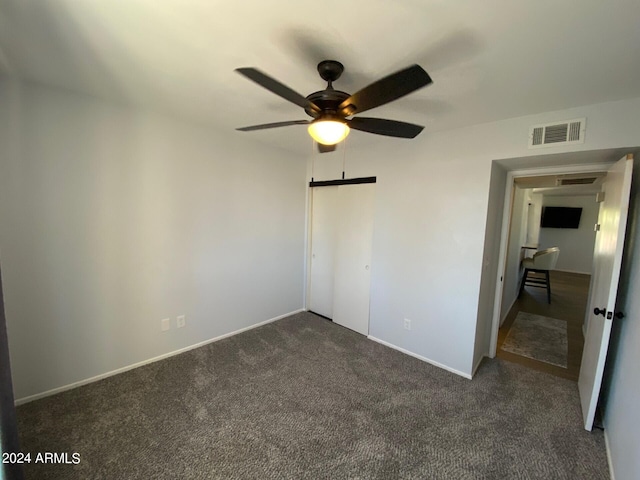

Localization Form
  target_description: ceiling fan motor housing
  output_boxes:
[304,90,350,118]
[317,60,344,83]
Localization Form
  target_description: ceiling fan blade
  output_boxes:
[347,117,424,138]
[236,68,320,116]
[236,120,310,132]
[317,143,336,154]
[338,65,432,116]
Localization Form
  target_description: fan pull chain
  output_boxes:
[341,137,348,179]
[311,140,316,183]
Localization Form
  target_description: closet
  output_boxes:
[308,181,375,335]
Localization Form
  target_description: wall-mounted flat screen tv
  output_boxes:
[540,206,582,229]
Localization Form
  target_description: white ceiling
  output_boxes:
[2,0,640,155]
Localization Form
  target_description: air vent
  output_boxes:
[557,177,598,186]
[528,118,586,148]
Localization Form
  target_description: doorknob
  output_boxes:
[594,307,606,317]
[615,311,625,319]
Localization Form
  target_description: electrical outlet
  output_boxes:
[161,318,170,332]
[404,318,411,330]
[177,315,186,328]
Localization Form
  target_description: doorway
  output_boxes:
[488,149,635,359]
[496,175,604,380]
[485,149,637,431]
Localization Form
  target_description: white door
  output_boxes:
[332,183,375,335]
[309,186,339,318]
[578,154,633,431]
[308,183,375,335]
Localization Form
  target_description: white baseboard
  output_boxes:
[367,336,472,380]
[500,296,518,326]
[604,430,616,480]
[15,309,304,406]
[472,355,484,377]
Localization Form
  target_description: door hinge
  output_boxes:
[594,223,601,232]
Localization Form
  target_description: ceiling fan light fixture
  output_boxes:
[308,120,350,145]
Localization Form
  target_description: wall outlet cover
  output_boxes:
[161,318,170,332]
[177,315,186,328]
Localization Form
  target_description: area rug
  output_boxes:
[501,312,568,368]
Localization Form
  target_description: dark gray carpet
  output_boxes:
[17,312,608,479]
[501,312,569,368]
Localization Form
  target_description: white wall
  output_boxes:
[500,188,545,324]
[308,96,640,377]
[500,186,529,323]
[602,155,640,480]
[473,162,507,371]
[0,81,307,400]
[2,82,640,405]
[538,195,599,274]
[527,193,543,246]
[2,80,639,476]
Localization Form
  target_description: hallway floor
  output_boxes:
[497,270,591,381]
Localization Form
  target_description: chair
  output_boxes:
[518,247,560,304]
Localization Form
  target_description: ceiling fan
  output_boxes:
[235,60,433,152]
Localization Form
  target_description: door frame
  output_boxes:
[1,262,24,480]
[489,161,615,357]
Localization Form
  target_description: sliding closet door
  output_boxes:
[309,186,339,318]
[309,182,375,335]
[332,183,375,335]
